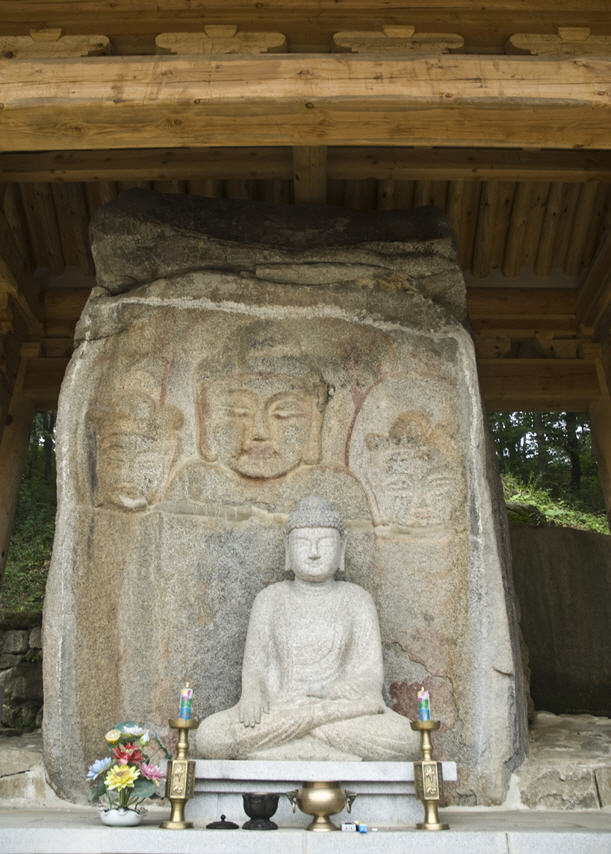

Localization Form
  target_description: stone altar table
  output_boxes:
[188,758,457,826]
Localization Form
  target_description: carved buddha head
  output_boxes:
[284,496,346,582]
[366,411,465,528]
[196,325,327,479]
[88,358,183,510]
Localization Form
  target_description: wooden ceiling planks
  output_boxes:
[8,172,607,293]
[0,1,609,423]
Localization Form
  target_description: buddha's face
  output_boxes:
[201,375,319,479]
[288,527,344,584]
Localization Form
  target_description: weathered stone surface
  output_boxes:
[595,767,611,807]
[2,630,28,655]
[0,732,64,807]
[516,712,611,809]
[44,190,525,804]
[0,663,43,729]
[510,527,611,714]
[0,664,42,704]
[29,627,42,649]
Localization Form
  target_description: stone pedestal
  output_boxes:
[43,191,526,805]
[188,759,457,827]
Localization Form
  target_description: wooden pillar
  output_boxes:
[292,147,328,204]
[0,346,37,583]
[589,336,611,527]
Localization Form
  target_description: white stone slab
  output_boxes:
[194,759,458,781]
[1,808,610,854]
[189,759,457,826]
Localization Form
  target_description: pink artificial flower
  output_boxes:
[112,742,143,766]
[140,762,165,784]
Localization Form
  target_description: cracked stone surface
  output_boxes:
[0,732,63,806]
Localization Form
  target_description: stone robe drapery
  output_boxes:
[197,580,417,760]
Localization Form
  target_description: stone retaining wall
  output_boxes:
[0,618,43,730]
[510,526,611,715]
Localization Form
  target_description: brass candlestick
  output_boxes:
[410,720,449,831]
[160,717,200,830]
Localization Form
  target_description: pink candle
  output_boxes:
[417,686,431,721]
[179,683,193,720]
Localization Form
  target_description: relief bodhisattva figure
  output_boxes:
[196,496,419,761]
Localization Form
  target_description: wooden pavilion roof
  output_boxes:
[0,0,610,426]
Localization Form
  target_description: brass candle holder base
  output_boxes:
[410,719,449,831]
[160,717,200,830]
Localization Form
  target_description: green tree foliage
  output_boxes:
[489,411,608,534]
[0,412,57,615]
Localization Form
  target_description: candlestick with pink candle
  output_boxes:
[417,686,431,721]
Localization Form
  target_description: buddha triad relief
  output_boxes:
[45,193,524,804]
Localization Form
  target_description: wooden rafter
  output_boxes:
[577,229,611,333]
[1,54,610,151]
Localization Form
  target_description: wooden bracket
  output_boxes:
[0,28,109,58]
[156,25,286,55]
[507,27,611,56]
[333,26,463,54]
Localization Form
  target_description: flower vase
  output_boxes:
[99,807,143,827]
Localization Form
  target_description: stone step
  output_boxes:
[1,808,610,854]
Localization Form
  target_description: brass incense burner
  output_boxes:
[160,717,199,830]
[287,781,356,832]
[410,719,449,831]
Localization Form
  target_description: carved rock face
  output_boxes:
[43,191,526,806]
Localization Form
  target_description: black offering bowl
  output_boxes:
[242,792,280,830]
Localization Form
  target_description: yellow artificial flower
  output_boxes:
[104,729,122,745]
[105,764,140,791]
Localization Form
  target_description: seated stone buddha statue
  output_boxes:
[196,496,419,761]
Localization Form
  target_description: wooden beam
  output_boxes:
[21,356,68,405]
[468,287,578,335]
[478,357,602,411]
[3,147,611,184]
[292,146,327,204]
[0,256,42,333]
[1,55,610,151]
[43,288,89,337]
[0,147,293,182]
[16,354,605,412]
[327,148,611,183]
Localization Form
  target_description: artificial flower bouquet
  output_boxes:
[87,721,171,814]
